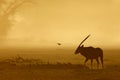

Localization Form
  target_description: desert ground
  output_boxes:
[0,48,120,80]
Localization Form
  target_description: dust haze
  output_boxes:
[0,0,120,80]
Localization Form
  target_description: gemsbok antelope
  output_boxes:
[74,35,103,69]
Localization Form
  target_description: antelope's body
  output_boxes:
[74,35,104,69]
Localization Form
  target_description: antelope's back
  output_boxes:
[83,47,103,58]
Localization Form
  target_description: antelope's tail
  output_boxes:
[100,50,104,68]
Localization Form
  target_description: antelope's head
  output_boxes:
[74,45,84,54]
[74,35,90,54]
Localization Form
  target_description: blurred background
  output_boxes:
[0,0,120,49]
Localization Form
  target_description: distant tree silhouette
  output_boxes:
[0,0,34,40]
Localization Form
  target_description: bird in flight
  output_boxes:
[57,43,61,45]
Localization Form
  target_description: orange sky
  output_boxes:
[1,0,120,49]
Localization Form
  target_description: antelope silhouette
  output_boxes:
[74,35,103,69]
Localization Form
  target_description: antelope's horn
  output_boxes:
[79,34,90,46]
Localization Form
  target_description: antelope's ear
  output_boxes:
[81,45,84,47]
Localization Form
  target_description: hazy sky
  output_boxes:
[2,0,120,49]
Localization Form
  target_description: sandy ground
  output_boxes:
[0,49,120,80]
[0,63,120,80]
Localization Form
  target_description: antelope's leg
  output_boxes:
[91,59,93,69]
[84,58,88,66]
[96,58,100,69]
